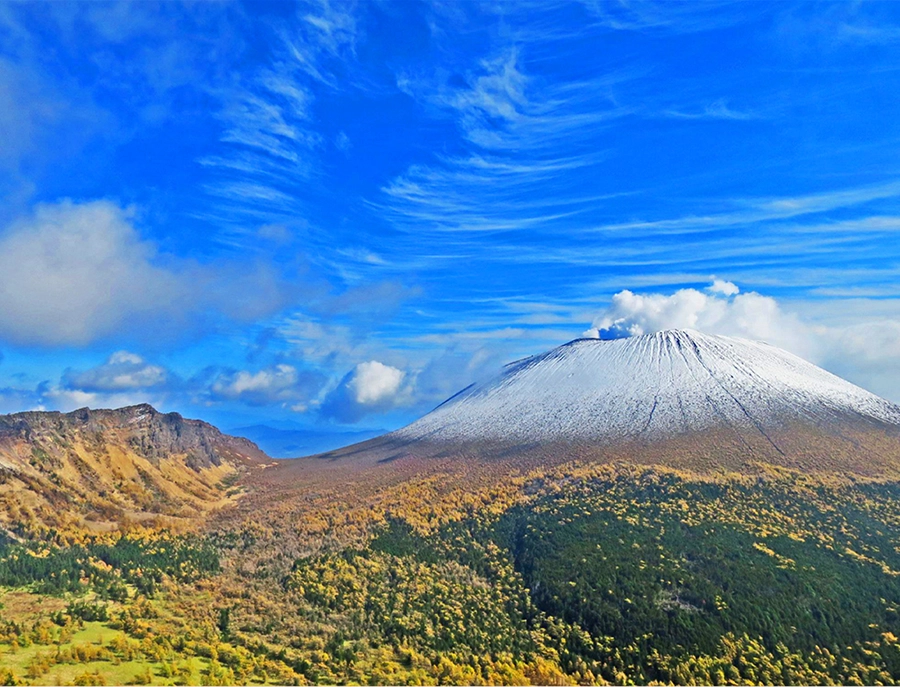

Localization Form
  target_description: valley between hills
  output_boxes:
[4,332,900,686]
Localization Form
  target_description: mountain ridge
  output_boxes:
[0,403,273,538]
[0,403,271,469]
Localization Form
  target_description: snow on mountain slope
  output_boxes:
[393,330,900,445]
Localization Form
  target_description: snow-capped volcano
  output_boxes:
[308,330,900,476]
[393,329,900,447]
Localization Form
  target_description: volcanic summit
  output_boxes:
[321,330,900,475]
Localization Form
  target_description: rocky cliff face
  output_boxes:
[0,403,269,469]
[0,404,273,538]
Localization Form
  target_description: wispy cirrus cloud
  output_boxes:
[199,0,359,241]
[377,165,900,317]
[664,98,758,121]
[285,0,358,85]
[577,0,761,34]
[369,0,900,300]
[383,48,631,237]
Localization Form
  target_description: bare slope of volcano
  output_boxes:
[309,330,900,476]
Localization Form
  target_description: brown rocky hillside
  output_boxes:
[0,404,273,539]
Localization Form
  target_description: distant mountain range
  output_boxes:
[228,424,384,458]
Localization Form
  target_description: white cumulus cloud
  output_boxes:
[347,361,405,405]
[0,199,293,346]
[63,351,168,392]
[707,278,740,296]
[42,387,157,413]
[0,200,182,346]
[210,364,323,407]
[321,360,410,422]
[584,283,812,357]
[585,281,900,402]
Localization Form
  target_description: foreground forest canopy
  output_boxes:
[4,451,900,686]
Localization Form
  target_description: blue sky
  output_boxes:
[2,1,900,450]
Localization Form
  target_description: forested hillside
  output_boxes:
[4,453,900,685]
